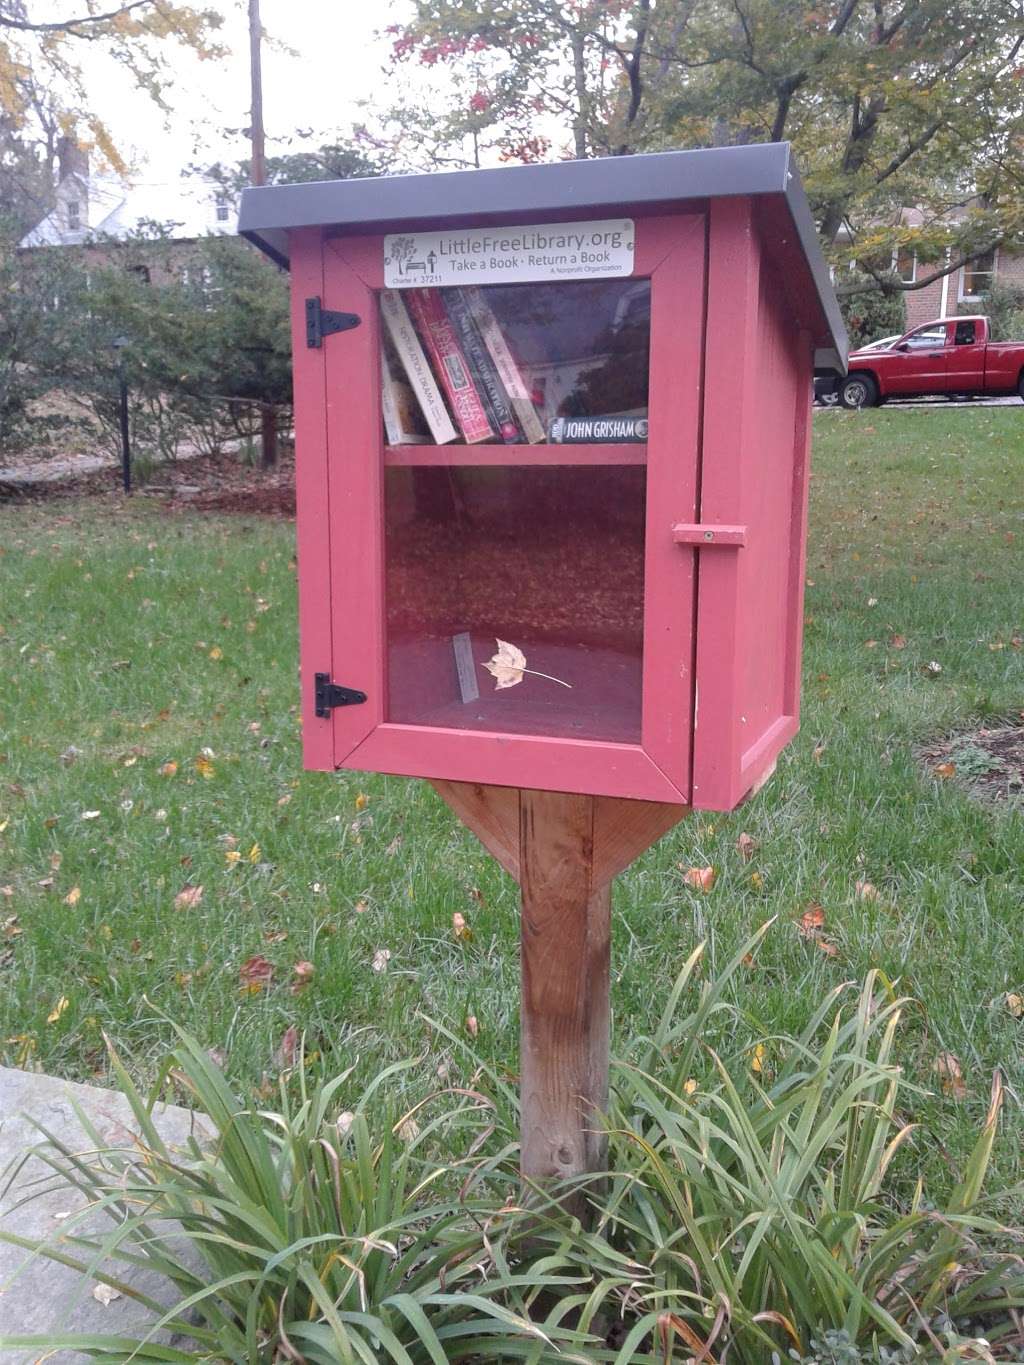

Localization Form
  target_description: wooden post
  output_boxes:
[431,781,685,1199]
[520,791,610,1185]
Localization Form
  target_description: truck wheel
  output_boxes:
[838,374,878,409]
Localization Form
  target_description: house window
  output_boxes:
[959,249,996,301]
[215,193,230,222]
[128,264,151,285]
[67,201,81,230]
[893,247,916,283]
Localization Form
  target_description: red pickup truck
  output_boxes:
[832,315,1024,408]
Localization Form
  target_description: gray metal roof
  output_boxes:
[239,143,847,370]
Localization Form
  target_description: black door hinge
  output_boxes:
[305,296,361,348]
[314,672,367,717]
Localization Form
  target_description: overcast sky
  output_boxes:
[87,0,415,181]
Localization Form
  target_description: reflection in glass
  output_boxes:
[379,280,651,446]
[385,466,646,741]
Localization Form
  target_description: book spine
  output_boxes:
[405,289,494,445]
[379,290,458,445]
[464,286,546,444]
[549,414,649,443]
[442,288,523,444]
[380,342,403,446]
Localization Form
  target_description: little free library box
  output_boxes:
[239,144,847,1187]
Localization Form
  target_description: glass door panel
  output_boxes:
[379,279,651,448]
[385,464,646,742]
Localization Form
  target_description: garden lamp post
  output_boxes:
[111,335,131,494]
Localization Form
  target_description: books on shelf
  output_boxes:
[462,286,546,445]
[381,284,648,448]
[442,288,523,444]
[404,289,495,445]
[379,290,458,445]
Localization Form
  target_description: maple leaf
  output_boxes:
[482,639,571,690]
[174,885,203,911]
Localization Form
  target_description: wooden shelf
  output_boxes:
[384,442,647,467]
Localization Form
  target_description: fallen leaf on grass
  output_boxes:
[452,912,472,942]
[736,832,757,861]
[174,885,203,911]
[812,743,826,763]
[683,1078,698,1096]
[63,887,81,907]
[247,843,261,864]
[799,904,825,936]
[465,1014,479,1038]
[2,914,20,939]
[355,792,369,811]
[354,899,369,914]
[1005,993,1023,1020]
[290,961,315,994]
[274,1025,300,1069]
[396,1116,420,1142]
[225,849,241,865]
[682,865,717,892]
[855,880,880,902]
[81,810,100,821]
[209,646,223,661]
[749,871,765,891]
[934,762,956,779]
[889,634,907,649]
[195,756,215,779]
[924,660,943,677]
[92,1283,122,1307]
[159,761,178,777]
[934,1051,967,1100]
[239,955,275,992]
[372,948,392,973]
[47,996,69,1024]
[750,1043,766,1074]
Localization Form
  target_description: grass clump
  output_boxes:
[3,931,1023,1362]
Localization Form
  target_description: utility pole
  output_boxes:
[248,0,278,466]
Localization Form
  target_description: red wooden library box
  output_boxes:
[239,143,846,812]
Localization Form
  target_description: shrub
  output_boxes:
[974,282,1024,342]
[840,274,908,349]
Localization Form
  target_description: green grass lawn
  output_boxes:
[1,407,1022,1203]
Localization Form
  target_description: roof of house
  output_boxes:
[18,173,238,248]
[238,142,847,371]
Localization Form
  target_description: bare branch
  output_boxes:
[0,1,154,35]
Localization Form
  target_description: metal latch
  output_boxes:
[305,297,361,348]
[314,672,367,717]
[672,523,747,547]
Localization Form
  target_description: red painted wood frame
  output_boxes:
[290,213,701,803]
[288,201,813,810]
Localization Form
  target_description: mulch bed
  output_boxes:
[1,447,297,517]
[920,724,1024,806]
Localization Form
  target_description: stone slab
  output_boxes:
[0,1066,207,1362]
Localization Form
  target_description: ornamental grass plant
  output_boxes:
[2,930,1023,1363]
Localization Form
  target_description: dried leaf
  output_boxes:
[209,646,223,661]
[750,1043,766,1074]
[92,1283,122,1307]
[749,871,765,891]
[159,760,178,777]
[812,743,826,763]
[47,996,69,1024]
[355,792,369,811]
[736,832,757,861]
[81,810,101,821]
[174,884,203,911]
[1005,993,1023,1020]
[934,1051,967,1100]
[452,912,473,942]
[925,660,943,676]
[682,865,717,892]
[225,849,242,865]
[247,843,261,864]
[855,880,880,902]
[337,1111,355,1137]
[354,899,369,914]
[890,633,907,649]
[934,762,956,779]
[290,960,315,994]
[239,955,275,991]
[396,1116,420,1142]
[683,1078,698,1096]
[195,756,215,779]
[274,1024,300,1069]
[482,638,571,690]
[799,904,826,936]
[63,886,81,907]
[465,1014,479,1037]
[816,938,840,957]
[372,948,392,973]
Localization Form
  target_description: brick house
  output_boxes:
[18,138,237,277]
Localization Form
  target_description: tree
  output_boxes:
[384,0,1024,297]
[0,1,224,172]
